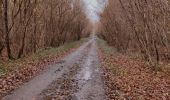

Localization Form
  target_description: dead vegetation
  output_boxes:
[98,38,170,100]
[0,39,85,98]
[0,0,91,60]
[98,0,170,67]
[97,1,170,98]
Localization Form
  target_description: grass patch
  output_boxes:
[97,38,116,56]
[0,39,86,76]
[97,38,121,76]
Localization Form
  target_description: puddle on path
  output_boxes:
[78,56,93,82]
[75,39,106,100]
[83,58,92,81]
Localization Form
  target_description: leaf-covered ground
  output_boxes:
[0,39,86,98]
[98,38,170,100]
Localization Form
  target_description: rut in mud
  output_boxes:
[3,37,106,100]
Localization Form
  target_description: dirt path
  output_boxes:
[3,37,106,100]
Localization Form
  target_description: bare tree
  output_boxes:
[0,0,90,59]
[99,0,170,66]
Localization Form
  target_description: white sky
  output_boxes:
[82,0,105,22]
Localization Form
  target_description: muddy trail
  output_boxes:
[3,37,106,100]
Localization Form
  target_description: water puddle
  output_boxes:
[83,67,91,80]
[86,57,92,66]
[77,56,93,84]
[83,57,92,80]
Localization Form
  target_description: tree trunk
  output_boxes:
[18,31,26,58]
[4,0,12,59]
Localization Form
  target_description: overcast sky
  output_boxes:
[82,0,106,22]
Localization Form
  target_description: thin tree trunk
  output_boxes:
[0,45,4,55]
[4,0,12,59]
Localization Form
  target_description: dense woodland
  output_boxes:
[0,0,90,59]
[0,0,170,99]
[98,0,170,66]
[1,0,170,66]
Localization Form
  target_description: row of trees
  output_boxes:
[0,0,91,59]
[98,0,170,66]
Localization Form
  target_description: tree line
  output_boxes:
[0,0,91,59]
[98,0,170,66]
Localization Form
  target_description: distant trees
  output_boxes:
[0,0,90,59]
[99,0,170,66]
